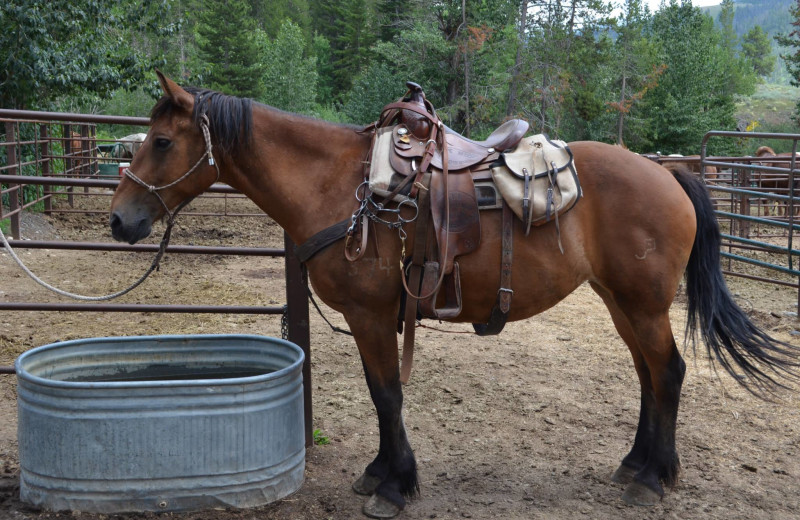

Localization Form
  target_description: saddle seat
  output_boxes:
[443,119,529,155]
[391,120,530,175]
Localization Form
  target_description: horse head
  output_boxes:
[109,71,220,244]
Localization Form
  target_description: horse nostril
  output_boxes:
[109,212,122,230]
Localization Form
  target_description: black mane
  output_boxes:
[150,87,253,156]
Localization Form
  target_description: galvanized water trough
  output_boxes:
[15,334,305,513]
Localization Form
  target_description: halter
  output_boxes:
[123,113,220,223]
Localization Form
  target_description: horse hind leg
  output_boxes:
[591,283,686,505]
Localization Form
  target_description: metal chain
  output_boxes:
[280,305,289,340]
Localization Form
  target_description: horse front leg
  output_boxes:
[345,307,418,519]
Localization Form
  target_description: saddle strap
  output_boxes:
[400,171,433,384]
[295,219,350,263]
[473,202,514,336]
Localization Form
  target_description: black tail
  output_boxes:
[672,167,800,397]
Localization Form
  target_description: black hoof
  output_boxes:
[353,471,383,496]
[611,464,638,485]
[622,480,661,506]
[363,493,403,519]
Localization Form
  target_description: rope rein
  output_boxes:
[0,115,218,301]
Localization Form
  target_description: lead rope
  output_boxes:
[0,115,218,301]
[0,215,177,301]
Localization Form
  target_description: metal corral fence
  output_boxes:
[0,109,314,445]
[647,131,800,312]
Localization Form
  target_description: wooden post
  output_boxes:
[5,122,21,239]
[283,231,312,447]
[40,124,52,215]
[62,124,74,207]
[737,166,751,238]
[81,125,90,193]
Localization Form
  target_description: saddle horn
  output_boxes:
[402,81,432,139]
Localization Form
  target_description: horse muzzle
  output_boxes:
[109,210,153,244]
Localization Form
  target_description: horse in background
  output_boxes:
[112,133,148,160]
[661,154,719,179]
[754,146,799,217]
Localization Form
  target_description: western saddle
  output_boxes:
[367,82,528,381]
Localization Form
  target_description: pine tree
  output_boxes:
[251,0,312,40]
[312,0,377,97]
[776,1,800,121]
[639,1,743,154]
[741,26,775,78]
[717,0,756,97]
[377,0,408,41]
[195,0,265,99]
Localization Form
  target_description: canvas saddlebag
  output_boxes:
[490,135,581,233]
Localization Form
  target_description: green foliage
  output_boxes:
[0,0,175,110]
[717,0,758,97]
[742,26,776,78]
[195,0,265,99]
[5,0,796,156]
[602,0,662,147]
[253,0,312,40]
[342,63,405,124]
[261,20,318,114]
[372,20,455,109]
[313,35,337,106]
[775,0,800,120]
[313,428,331,445]
[312,0,377,97]
[635,1,748,154]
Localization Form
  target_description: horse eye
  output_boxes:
[154,138,172,150]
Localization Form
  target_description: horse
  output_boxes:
[754,146,799,217]
[661,154,719,178]
[109,72,798,518]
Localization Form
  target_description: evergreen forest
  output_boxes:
[2,0,800,155]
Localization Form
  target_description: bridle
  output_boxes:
[123,113,220,224]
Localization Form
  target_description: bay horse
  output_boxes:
[755,145,799,217]
[109,72,798,518]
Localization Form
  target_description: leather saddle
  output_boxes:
[375,82,528,320]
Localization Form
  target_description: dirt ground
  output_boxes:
[1,192,799,520]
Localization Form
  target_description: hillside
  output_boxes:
[735,82,799,153]
[702,0,795,83]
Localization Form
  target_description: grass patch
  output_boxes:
[0,218,9,235]
[736,83,799,129]
[735,82,800,154]
[313,428,331,446]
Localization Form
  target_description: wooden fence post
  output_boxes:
[5,121,21,239]
[283,231,312,447]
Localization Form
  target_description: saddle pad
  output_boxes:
[369,126,409,200]
[369,126,497,202]
[490,135,581,228]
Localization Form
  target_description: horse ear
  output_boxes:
[156,69,193,112]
